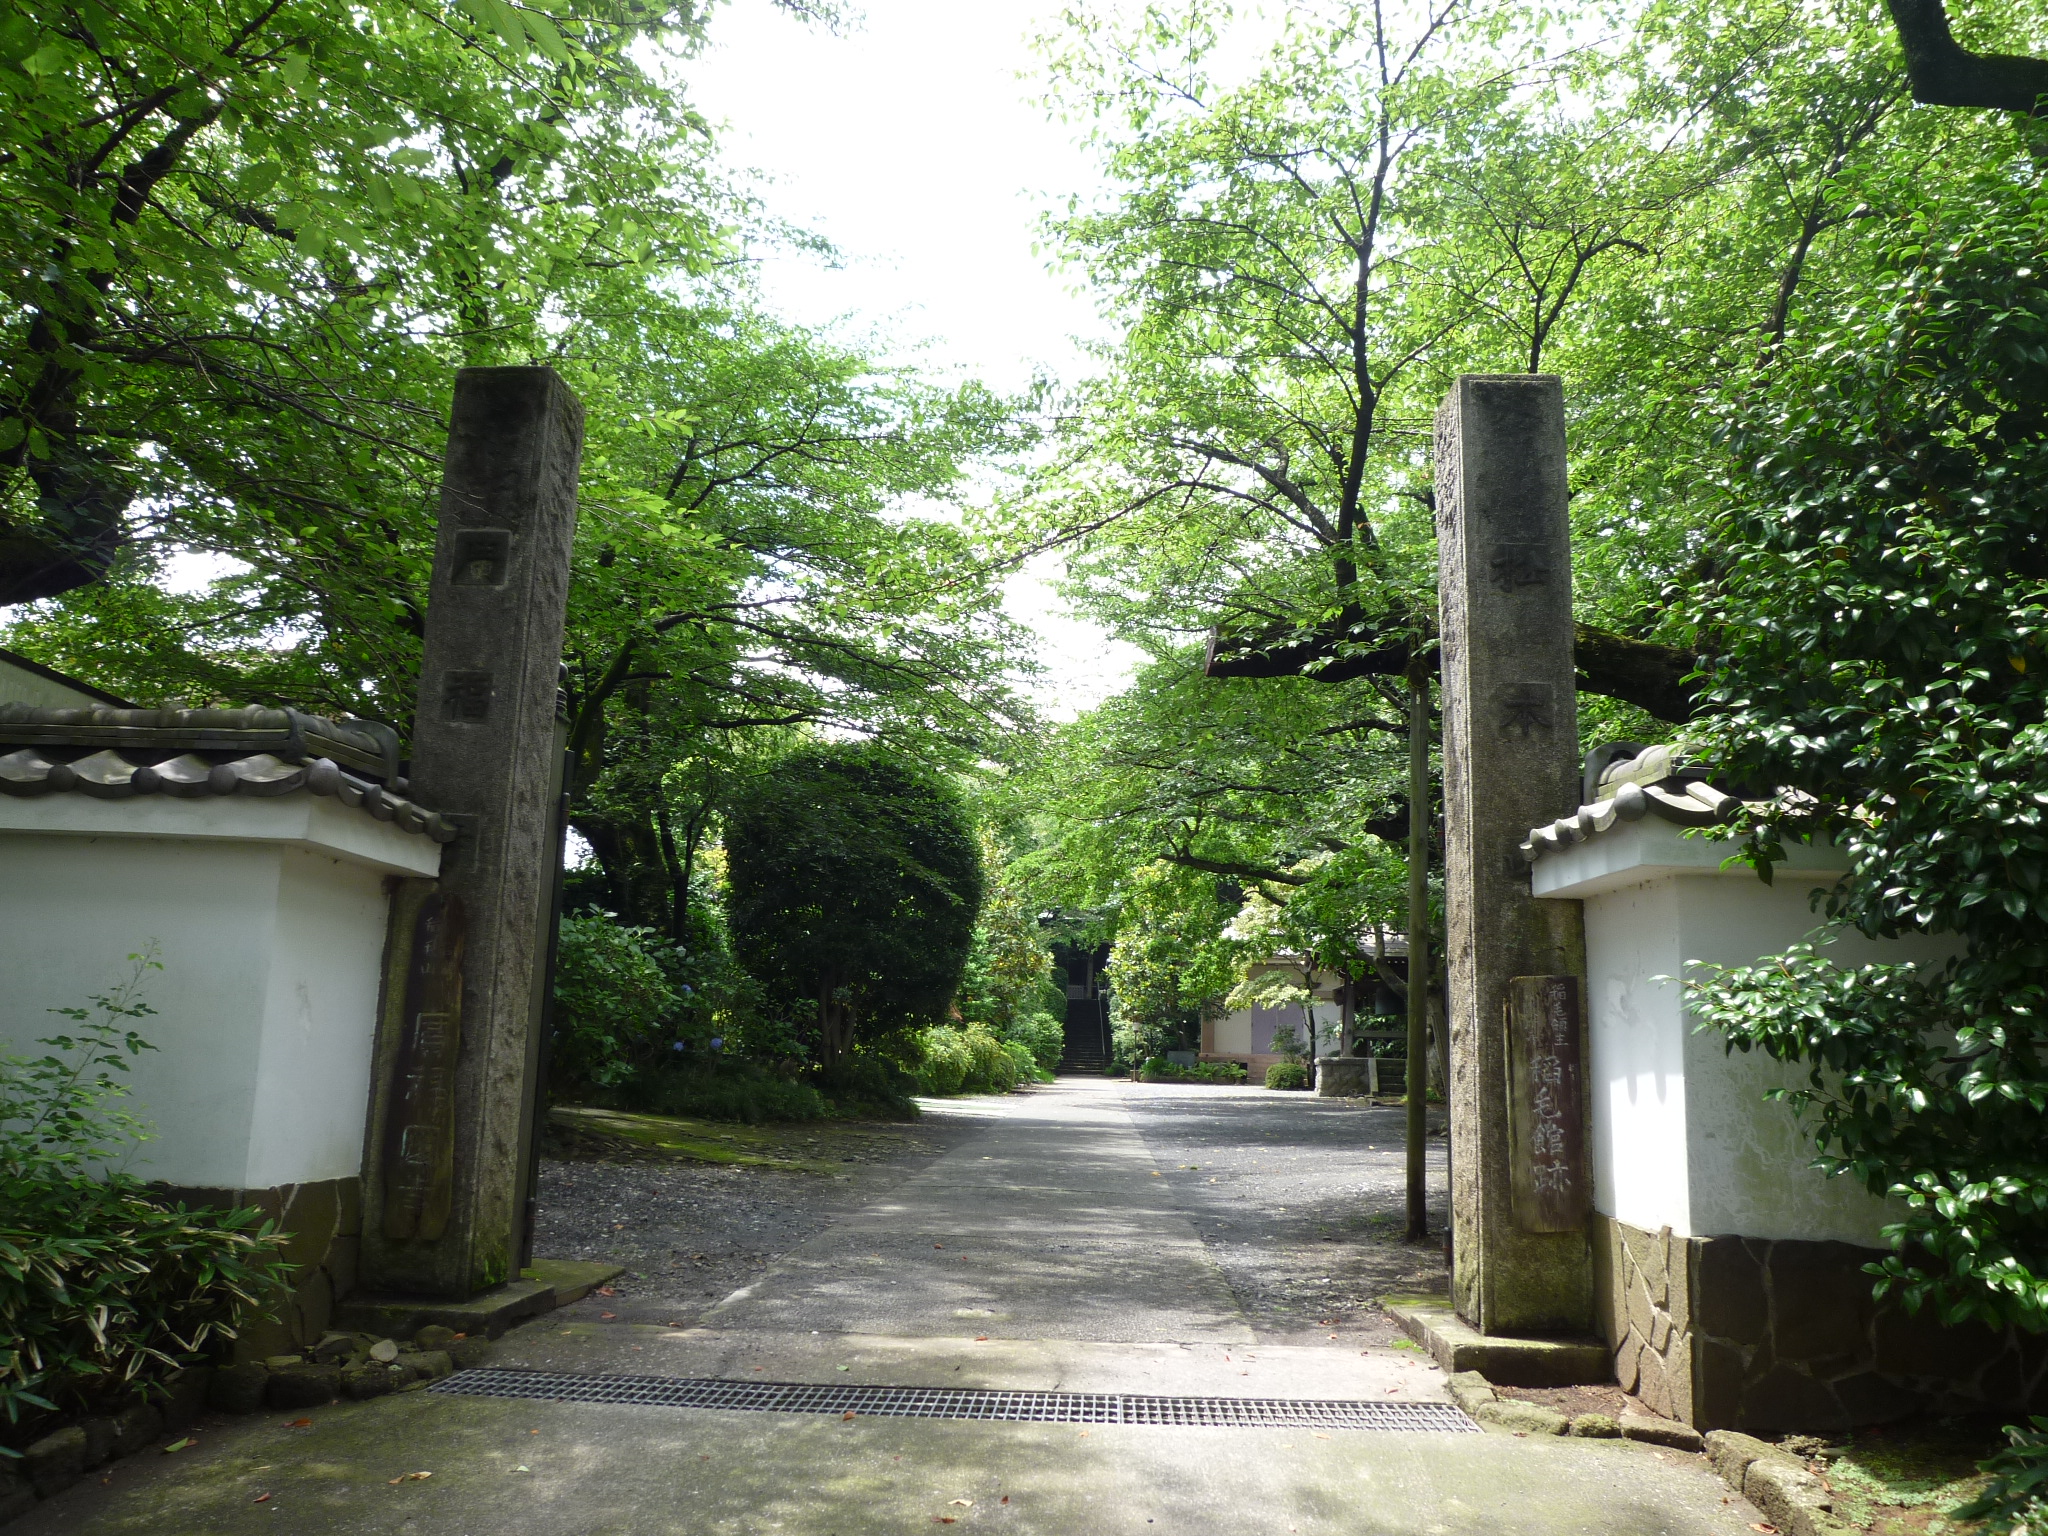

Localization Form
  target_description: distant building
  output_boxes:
[1202,942,1409,1078]
[1051,940,1111,1070]
[0,646,134,709]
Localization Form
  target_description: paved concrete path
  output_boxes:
[17,1079,1763,1535]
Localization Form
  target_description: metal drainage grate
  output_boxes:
[429,1368,1479,1432]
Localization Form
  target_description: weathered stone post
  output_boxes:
[1434,375,1591,1336]
[359,367,582,1300]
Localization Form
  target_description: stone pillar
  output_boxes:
[1434,374,1591,1336]
[360,367,583,1299]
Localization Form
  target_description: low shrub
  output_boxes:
[913,1026,1023,1096]
[1139,1058,1247,1085]
[1265,1061,1311,1091]
[914,1027,971,1095]
[1000,1039,1051,1084]
[1,952,287,1446]
[621,1060,827,1124]
[1958,1417,2048,1534]
[551,913,679,1091]
[2,1183,285,1443]
[1000,1012,1065,1075]
[818,1053,922,1119]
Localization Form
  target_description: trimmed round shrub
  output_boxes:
[1265,1061,1311,1091]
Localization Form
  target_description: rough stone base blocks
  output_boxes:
[1595,1212,2048,1430]
[154,1175,361,1363]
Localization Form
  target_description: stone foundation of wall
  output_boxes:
[153,1176,361,1363]
[1595,1213,2048,1431]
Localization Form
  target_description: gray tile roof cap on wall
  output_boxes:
[1521,742,1746,866]
[0,705,457,844]
[0,702,402,784]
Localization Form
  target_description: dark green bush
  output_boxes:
[1265,1061,1311,1091]
[817,1052,922,1120]
[1140,1058,1247,1085]
[1,952,287,1445]
[551,912,680,1091]
[621,1061,827,1124]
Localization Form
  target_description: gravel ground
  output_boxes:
[1121,1083,1451,1347]
[530,1112,981,1329]
[532,1083,1450,1346]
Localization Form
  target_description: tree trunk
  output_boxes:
[1404,659,1433,1241]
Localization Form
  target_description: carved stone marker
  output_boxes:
[360,367,582,1299]
[378,889,467,1241]
[1506,975,1588,1233]
[1435,374,1591,1336]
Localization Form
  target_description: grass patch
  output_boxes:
[545,1106,847,1174]
[1798,1420,2002,1535]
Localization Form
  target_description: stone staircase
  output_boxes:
[1056,1045,1112,1076]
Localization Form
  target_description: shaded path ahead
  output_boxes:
[18,1079,1765,1536]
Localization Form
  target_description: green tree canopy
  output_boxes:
[1687,156,2048,1331]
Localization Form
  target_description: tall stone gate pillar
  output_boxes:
[1434,375,1591,1336]
[360,367,583,1299]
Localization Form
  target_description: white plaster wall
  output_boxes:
[1583,876,1691,1235]
[1672,873,1954,1244]
[242,849,395,1186]
[0,798,435,1190]
[1551,821,1959,1244]
[0,833,280,1187]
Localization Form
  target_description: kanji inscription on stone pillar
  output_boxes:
[1507,974,1588,1234]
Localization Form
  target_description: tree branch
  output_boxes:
[1204,615,1699,722]
[1887,0,2048,114]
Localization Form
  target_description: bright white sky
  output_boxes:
[683,0,1146,720]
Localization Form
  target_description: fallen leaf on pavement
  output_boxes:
[950,1499,973,1507]
[842,1411,857,1421]
[1000,1496,1009,1505]
[1312,1433,1330,1440]
[596,1287,616,1296]
[283,1418,312,1429]
[975,1336,988,1342]
[162,1438,195,1454]
[514,1466,530,1473]
[1749,1527,1775,1534]
[600,1312,617,1320]
[252,1493,271,1504]
[936,1520,956,1526]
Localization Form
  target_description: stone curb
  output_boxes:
[2,1330,488,1528]
[1702,1431,1858,1536]
[1445,1369,1703,1449]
